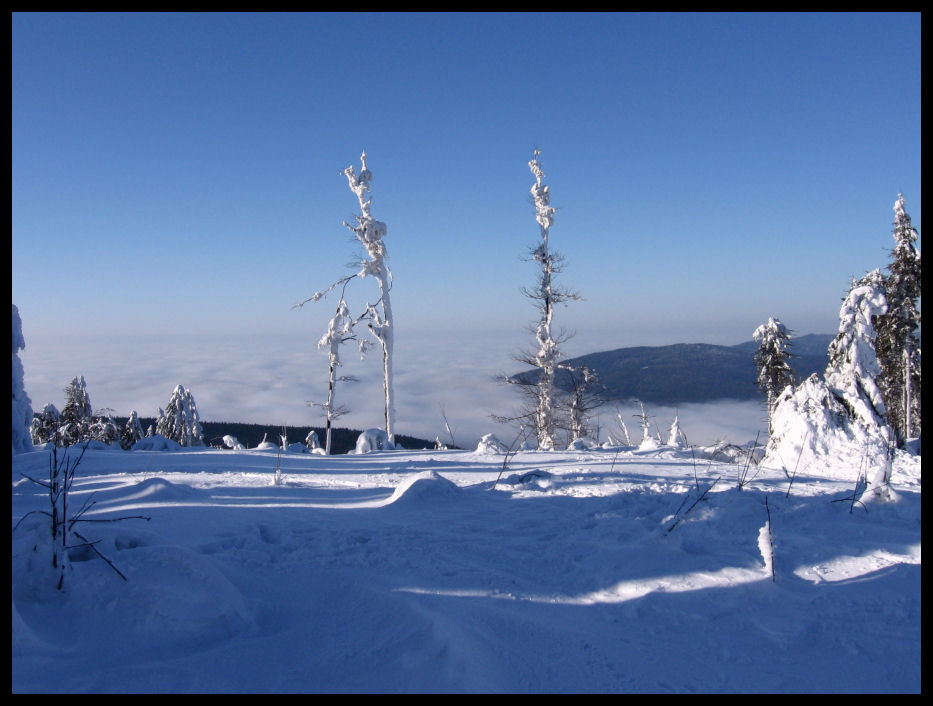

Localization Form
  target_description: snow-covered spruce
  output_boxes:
[156,385,205,448]
[30,403,60,447]
[667,414,685,448]
[825,270,888,429]
[12,304,34,454]
[753,316,794,435]
[764,271,895,487]
[60,375,93,446]
[875,193,921,445]
[121,410,145,450]
[88,414,119,447]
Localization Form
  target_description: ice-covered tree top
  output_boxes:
[63,375,92,419]
[344,150,387,247]
[893,193,919,248]
[345,151,374,214]
[12,304,26,354]
[529,149,555,233]
[753,317,790,348]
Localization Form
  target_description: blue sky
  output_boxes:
[12,13,921,434]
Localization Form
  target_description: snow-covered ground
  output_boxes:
[12,441,921,693]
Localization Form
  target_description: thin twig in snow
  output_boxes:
[785,430,809,498]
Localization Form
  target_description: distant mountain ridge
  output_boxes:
[515,334,834,405]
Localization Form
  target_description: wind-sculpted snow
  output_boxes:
[474,433,508,454]
[131,434,183,452]
[385,470,462,507]
[12,444,921,693]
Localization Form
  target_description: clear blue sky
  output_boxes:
[13,12,921,358]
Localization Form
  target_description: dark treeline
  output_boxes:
[115,418,438,455]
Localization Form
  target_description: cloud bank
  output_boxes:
[20,331,767,450]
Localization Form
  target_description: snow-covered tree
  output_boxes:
[503,150,581,450]
[875,194,921,444]
[344,151,396,442]
[31,403,60,446]
[634,402,658,449]
[60,376,93,446]
[297,151,396,445]
[223,434,245,450]
[563,365,601,444]
[825,271,889,428]
[121,410,145,450]
[314,296,364,455]
[12,304,34,454]
[753,317,795,435]
[352,428,395,454]
[88,411,119,446]
[155,407,167,438]
[764,271,895,492]
[610,408,632,446]
[667,414,685,448]
[156,385,204,447]
[304,429,320,452]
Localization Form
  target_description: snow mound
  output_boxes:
[501,469,556,490]
[757,522,775,577]
[286,442,311,454]
[568,438,597,451]
[131,435,183,452]
[222,435,244,450]
[638,437,661,451]
[352,428,396,454]
[386,470,461,506]
[695,441,762,465]
[98,542,253,648]
[122,477,203,503]
[474,433,508,454]
[82,439,120,451]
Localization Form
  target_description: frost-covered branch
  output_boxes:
[311,291,374,455]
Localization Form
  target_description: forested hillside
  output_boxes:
[516,335,834,405]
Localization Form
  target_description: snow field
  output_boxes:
[12,443,921,692]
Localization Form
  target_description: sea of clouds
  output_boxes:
[20,330,767,450]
